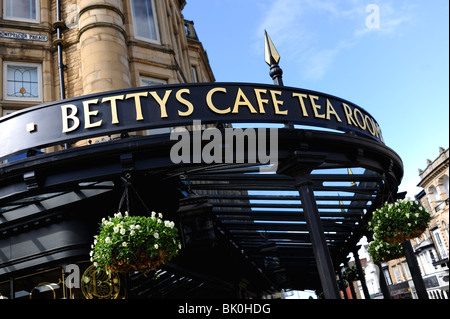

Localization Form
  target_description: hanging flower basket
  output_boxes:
[368,238,404,263]
[343,266,360,282]
[367,199,431,244]
[90,212,182,273]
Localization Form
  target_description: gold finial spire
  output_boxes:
[264,30,280,65]
[264,30,283,86]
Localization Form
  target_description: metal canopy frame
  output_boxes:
[0,123,403,297]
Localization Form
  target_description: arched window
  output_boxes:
[442,175,449,198]
[427,186,440,208]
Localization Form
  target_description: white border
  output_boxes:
[2,0,40,24]
[130,0,161,44]
[3,61,43,102]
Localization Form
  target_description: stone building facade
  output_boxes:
[381,147,449,299]
[0,0,214,119]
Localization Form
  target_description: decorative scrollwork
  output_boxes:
[81,264,121,299]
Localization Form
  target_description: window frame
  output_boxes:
[3,0,40,24]
[139,75,167,87]
[130,0,161,44]
[3,61,43,102]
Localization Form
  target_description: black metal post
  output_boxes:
[402,240,429,299]
[296,179,340,299]
[337,266,348,299]
[278,152,340,299]
[9,276,14,299]
[353,247,371,299]
[375,262,391,299]
[346,261,358,299]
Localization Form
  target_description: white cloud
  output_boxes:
[256,0,414,81]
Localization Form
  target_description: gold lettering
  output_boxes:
[353,108,366,130]
[365,115,376,135]
[149,90,172,118]
[61,104,80,133]
[232,88,257,114]
[325,99,342,122]
[83,99,102,129]
[254,89,268,113]
[176,89,194,117]
[292,93,309,117]
[342,103,358,127]
[309,95,325,119]
[375,122,384,143]
[101,95,124,124]
[125,92,148,121]
[270,90,287,115]
[206,87,230,114]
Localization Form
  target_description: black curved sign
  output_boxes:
[0,83,384,161]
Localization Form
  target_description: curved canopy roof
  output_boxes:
[0,83,403,296]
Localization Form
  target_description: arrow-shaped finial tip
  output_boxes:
[264,31,280,66]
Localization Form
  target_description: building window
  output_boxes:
[191,66,198,82]
[393,265,402,282]
[383,269,392,285]
[140,75,167,86]
[3,61,42,102]
[442,221,449,241]
[130,0,160,43]
[3,0,40,23]
[432,229,448,259]
[402,262,411,279]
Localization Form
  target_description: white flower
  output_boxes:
[120,228,126,235]
[113,226,119,233]
[130,230,135,236]
[415,213,419,218]
[105,237,111,243]
[122,241,127,247]
[158,213,163,219]
[151,211,156,218]
[89,250,94,256]
[164,220,174,228]
[153,232,159,239]
[124,211,129,217]
[178,244,182,249]
[135,224,140,229]
[405,213,410,218]
[154,244,159,249]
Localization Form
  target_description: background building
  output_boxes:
[376,147,449,299]
[0,0,214,119]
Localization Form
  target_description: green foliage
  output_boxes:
[367,199,431,244]
[368,238,404,263]
[343,266,360,282]
[90,211,181,273]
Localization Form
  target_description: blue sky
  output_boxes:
[183,0,449,198]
